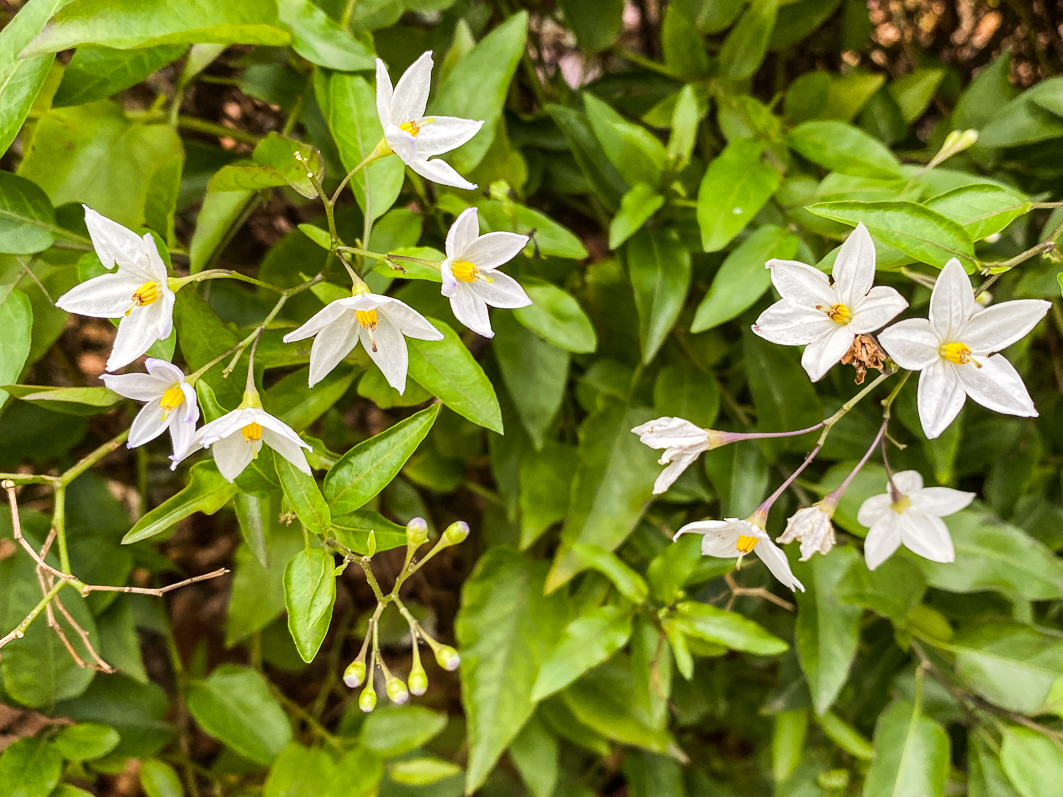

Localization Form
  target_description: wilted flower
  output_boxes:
[778,503,836,561]
[632,416,729,494]
[56,207,175,372]
[440,208,530,338]
[753,223,907,381]
[857,470,974,569]
[102,359,199,460]
[675,516,804,592]
[283,284,442,394]
[878,258,1050,439]
[375,51,484,190]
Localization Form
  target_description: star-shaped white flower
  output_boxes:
[440,207,530,338]
[56,207,175,372]
[857,470,974,569]
[777,503,836,561]
[283,286,442,394]
[632,416,727,495]
[102,359,199,460]
[753,222,908,381]
[376,51,484,190]
[180,402,312,482]
[878,258,1050,439]
[675,517,804,592]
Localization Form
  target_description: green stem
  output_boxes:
[61,430,130,486]
[976,213,1063,297]
[815,370,894,447]
[172,269,285,293]
[223,275,324,378]
[176,115,261,146]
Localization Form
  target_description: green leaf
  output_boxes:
[532,605,634,701]
[1,384,121,415]
[519,440,578,549]
[546,402,659,592]
[787,120,902,179]
[1000,725,1063,797]
[510,717,560,797]
[267,365,355,432]
[744,331,822,460]
[187,665,292,765]
[697,139,781,252]
[360,705,448,757]
[323,404,439,514]
[862,699,949,797]
[675,0,743,33]
[718,0,779,80]
[807,200,977,270]
[226,522,304,645]
[674,601,789,655]
[0,289,32,413]
[794,547,862,714]
[284,548,337,663]
[924,184,1030,242]
[22,0,292,55]
[652,364,720,430]
[407,320,502,433]
[330,509,407,555]
[513,283,597,354]
[0,0,64,156]
[388,757,462,786]
[323,747,383,797]
[53,723,121,762]
[53,45,186,107]
[462,197,588,260]
[584,93,668,189]
[888,68,945,123]
[429,12,528,174]
[816,710,874,761]
[140,759,184,797]
[208,133,323,198]
[123,461,238,544]
[298,222,331,250]
[0,738,62,797]
[494,312,569,449]
[692,224,798,332]
[570,544,649,604]
[627,228,691,364]
[277,0,374,71]
[837,555,926,624]
[0,172,59,254]
[456,547,569,794]
[980,78,1063,148]
[547,103,627,210]
[969,732,1022,797]
[188,189,256,274]
[265,745,336,797]
[556,0,624,53]
[609,183,665,250]
[276,457,331,535]
[772,709,809,783]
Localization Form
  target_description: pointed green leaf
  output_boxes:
[284,548,337,663]
[123,462,238,544]
[697,139,781,252]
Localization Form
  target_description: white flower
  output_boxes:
[102,359,199,460]
[632,416,726,495]
[376,51,484,190]
[753,223,908,381]
[56,207,175,372]
[440,208,530,338]
[283,286,442,394]
[857,470,974,569]
[181,403,312,482]
[675,517,804,592]
[878,258,1050,439]
[777,504,836,561]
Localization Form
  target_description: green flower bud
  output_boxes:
[442,521,469,546]
[343,659,366,689]
[386,676,410,705]
[408,664,428,696]
[359,683,377,713]
[434,644,461,671]
[406,517,429,547]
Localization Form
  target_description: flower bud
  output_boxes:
[343,659,366,689]
[442,521,469,546]
[434,645,461,671]
[408,662,428,696]
[406,517,429,547]
[359,683,377,713]
[386,676,410,705]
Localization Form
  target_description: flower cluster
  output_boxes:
[637,223,1049,591]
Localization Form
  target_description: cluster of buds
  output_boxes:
[341,517,468,712]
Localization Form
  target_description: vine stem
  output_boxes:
[975,213,1063,298]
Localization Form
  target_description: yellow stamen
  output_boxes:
[242,423,262,443]
[891,495,912,514]
[818,302,851,324]
[736,535,758,553]
[159,385,185,421]
[125,282,160,316]
[356,309,378,330]
[941,341,977,366]
[451,261,494,284]
[398,117,435,137]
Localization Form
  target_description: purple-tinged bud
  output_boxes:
[435,645,460,671]
[343,659,366,689]
[359,683,377,713]
[406,517,429,547]
[386,677,409,705]
[442,521,469,546]
[408,663,428,696]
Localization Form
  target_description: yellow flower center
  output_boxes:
[398,117,435,137]
[242,422,262,443]
[941,341,976,366]
[891,494,912,514]
[125,282,160,316]
[736,535,759,553]
[356,309,378,330]
[451,261,493,284]
[159,385,185,421]
[819,302,851,324]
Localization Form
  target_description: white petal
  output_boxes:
[101,372,167,401]
[962,299,1050,354]
[460,232,529,270]
[83,206,145,270]
[375,58,394,127]
[179,382,199,424]
[253,411,311,450]
[864,515,903,570]
[470,270,531,309]
[283,300,350,343]
[674,519,735,540]
[128,399,169,447]
[699,527,743,558]
[753,300,836,346]
[144,358,184,385]
[767,259,836,308]
[308,313,360,387]
[800,325,855,382]
[155,288,175,341]
[390,50,433,124]
[445,208,480,261]
[57,273,139,318]
[928,258,975,341]
[909,486,974,517]
[899,511,954,563]
[832,222,876,307]
[857,493,893,527]
[406,155,477,190]
[384,124,418,165]
[754,539,804,592]
[878,318,940,370]
[168,415,197,461]
[891,470,925,495]
[142,234,169,284]
[633,417,709,450]
[917,359,966,439]
[364,317,409,394]
[440,258,459,297]
[377,298,443,340]
[198,409,250,446]
[107,309,160,372]
[211,433,254,482]
[652,448,699,495]
[848,286,908,334]
[262,428,312,475]
[449,284,493,337]
[956,354,1037,418]
[411,116,484,157]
